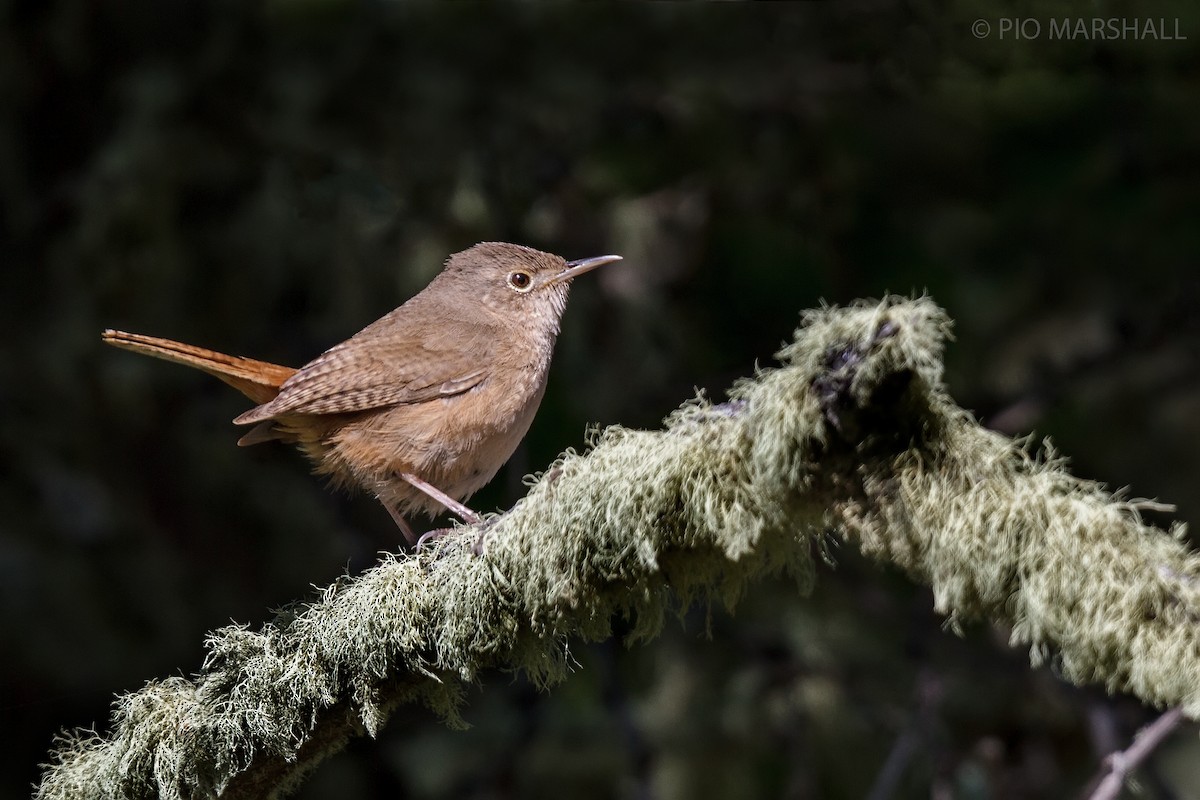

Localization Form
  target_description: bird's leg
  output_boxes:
[398,472,485,525]
[384,502,420,547]
[397,473,491,554]
[398,472,485,554]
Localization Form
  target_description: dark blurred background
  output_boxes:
[3,1,1199,798]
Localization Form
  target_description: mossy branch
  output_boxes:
[38,297,1200,799]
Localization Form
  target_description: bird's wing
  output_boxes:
[233,310,494,424]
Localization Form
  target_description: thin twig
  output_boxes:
[866,669,943,800]
[1083,706,1186,800]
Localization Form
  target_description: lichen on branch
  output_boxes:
[37,297,1200,800]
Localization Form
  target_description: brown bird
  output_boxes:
[102,242,623,546]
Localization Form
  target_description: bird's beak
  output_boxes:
[548,254,623,285]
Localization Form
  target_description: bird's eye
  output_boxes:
[507,271,533,292]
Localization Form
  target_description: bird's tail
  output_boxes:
[101,330,296,405]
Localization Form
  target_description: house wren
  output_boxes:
[102,242,623,545]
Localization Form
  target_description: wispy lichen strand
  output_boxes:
[37,297,1199,800]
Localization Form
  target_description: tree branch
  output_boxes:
[37,297,1200,799]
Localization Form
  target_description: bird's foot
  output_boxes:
[414,515,499,556]
[470,516,500,556]
[415,526,453,552]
